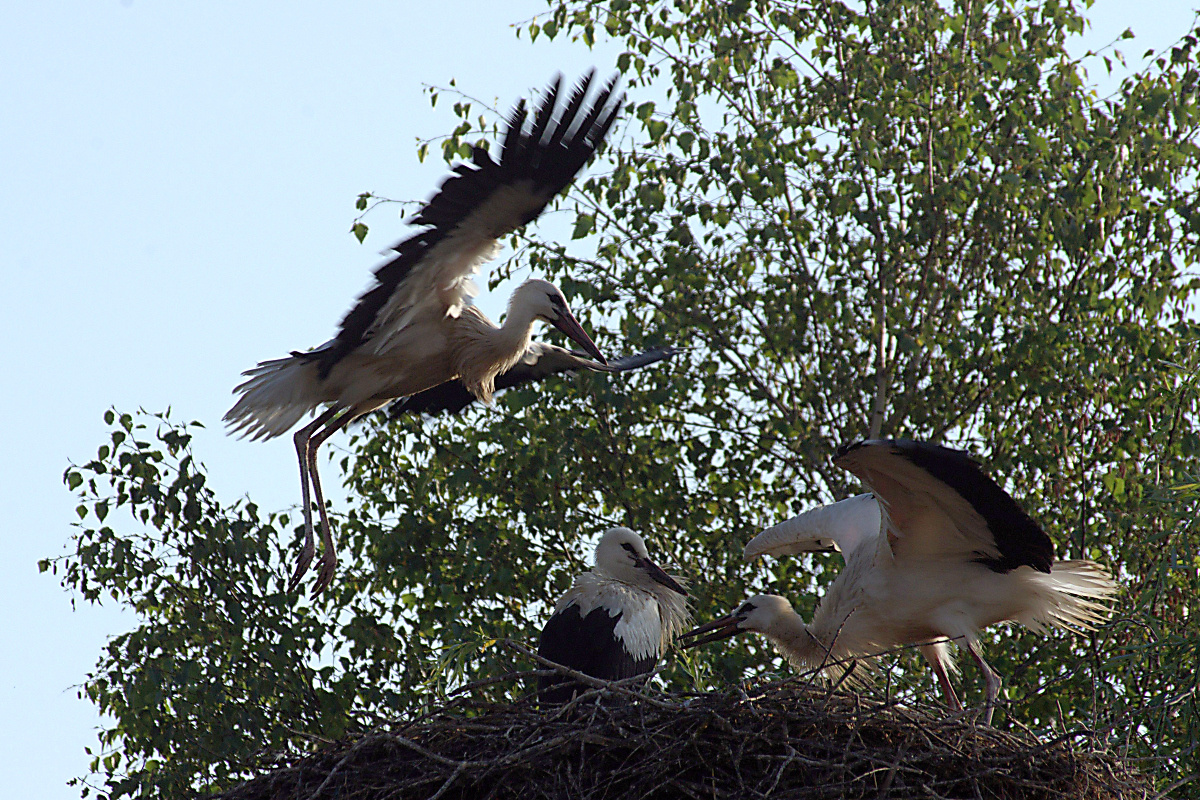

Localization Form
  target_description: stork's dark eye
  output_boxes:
[738,602,756,615]
[620,543,636,554]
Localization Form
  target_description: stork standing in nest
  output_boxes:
[683,439,1117,724]
[538,527,691,705]
[225,71,623,595]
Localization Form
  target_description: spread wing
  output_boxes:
[744,493,882,564]
[380,344,677,419]
[315,70,623,378]
[833,439,1053,573]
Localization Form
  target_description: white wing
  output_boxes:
[744,493,882,563]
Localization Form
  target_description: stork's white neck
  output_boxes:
[452,304,538,403]
[592,567,689,627]
[496,301,539,351]
[765,612,832,671]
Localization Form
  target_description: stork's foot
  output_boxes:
[288,539,315,594]
[976,700,997,727]
[965,641,1002,727]
[311,548,337,598]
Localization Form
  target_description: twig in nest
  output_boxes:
[214,675,1149,800]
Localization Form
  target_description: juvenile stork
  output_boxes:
[683,439,1117,724]
[383,345,677,419]
[224,72,622,595]
[537,527,691,705]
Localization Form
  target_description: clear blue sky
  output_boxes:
[1,2,1195,798]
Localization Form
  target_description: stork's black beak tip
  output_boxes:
[638,556,688,596]
[679,613,745,648]
[551,309,606,366]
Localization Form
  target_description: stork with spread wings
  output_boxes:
[225,72,623,595]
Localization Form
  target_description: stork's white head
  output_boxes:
[593,527,688,596]
[510,279,607,364]
[680,594,796,647]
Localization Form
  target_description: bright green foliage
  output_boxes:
[54,1,1200,797]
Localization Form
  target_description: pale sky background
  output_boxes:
[1,2,1196,798]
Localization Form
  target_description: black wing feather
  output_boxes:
[537,603,657,704]
[314,71,623,378]
[380,345,677,419]
[544,74,592,152]
[525,75,562,153]
[500,100,528,161]
[835,439,1054,574]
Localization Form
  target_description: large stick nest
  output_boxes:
[213,664,1146,800]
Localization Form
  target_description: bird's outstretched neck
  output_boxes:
[769,613,840,672]
[684,595,847,678]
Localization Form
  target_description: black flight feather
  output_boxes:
[314,70,623,379]
[378,345,677,420]
[834,439,1054,574]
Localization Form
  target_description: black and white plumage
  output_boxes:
[683,439,1117,724]
[223,72,623,595]
[382,345,677,419]
[537,527,691,705]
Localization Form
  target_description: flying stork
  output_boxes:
[537,527,691,705]
[224,72,623,595]
[381,345,677,419]
[682,439,1117,724]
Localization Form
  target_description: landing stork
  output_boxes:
[537,527,691,705]
[683,439,1117,724]
[224,72,622,595]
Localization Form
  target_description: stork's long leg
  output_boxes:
[965,640,1002,726]
[920,642,962,713]
[289,407,340,593]
[305,408,359,596]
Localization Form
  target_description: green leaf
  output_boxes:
[54,4,1200,797]
[571,213,595,240]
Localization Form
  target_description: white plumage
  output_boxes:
[224,72,622,595]
[683,439,1118,724]
[537,527,691,704]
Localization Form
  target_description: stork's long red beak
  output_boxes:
[552,306,607,365]
[636,556,688,596]
[679,612,746,648]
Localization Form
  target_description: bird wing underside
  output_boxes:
[375,344,677,419]
[744,492,882,564]
[315,71,622,379]
[834,439,1053,573]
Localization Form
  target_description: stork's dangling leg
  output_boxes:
[965,639,1003,725]
[224,72,623,598]
[305,408,358,596]
[289,407,340,593]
